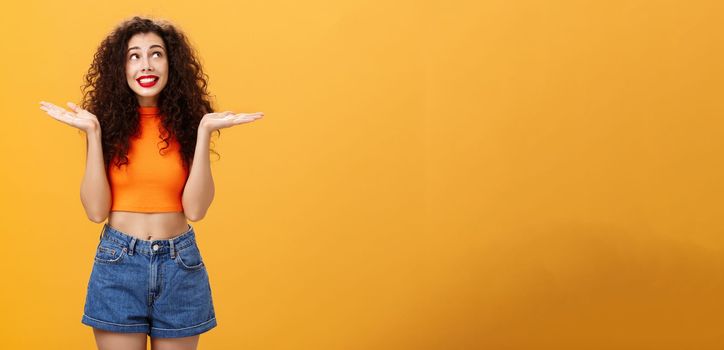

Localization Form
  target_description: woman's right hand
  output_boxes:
[39,101,100,133]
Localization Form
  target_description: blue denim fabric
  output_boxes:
[82,223,217,338]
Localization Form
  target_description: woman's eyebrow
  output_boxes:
[127,44,166,52]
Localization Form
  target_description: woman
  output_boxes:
[39,16,263,350]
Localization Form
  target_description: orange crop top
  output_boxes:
[107,106,189,213]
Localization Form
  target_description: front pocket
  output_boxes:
[174,244,205,271]
[94,241,127,264]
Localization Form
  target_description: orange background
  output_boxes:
[1,0,723,349]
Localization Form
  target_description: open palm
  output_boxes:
[201,111,264,133]
[39,101,99,133]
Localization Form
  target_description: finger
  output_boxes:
[40,101,60,110]
[43,101,63,110]
[40,106,60,116]
[42,104,63,116]
[234,115,256,123]
[208,111,233,118]
[40,102,65,117]
[238,112,264,118]
[67,101,81,112]
[46,103,68,115]
[53,108,76,120]
[45,105,75,120]
[44,108,77,127]
[48,109,73,121]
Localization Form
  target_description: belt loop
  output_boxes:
[169,238,176,259]
[129,237,137,256]
[99,225,105,241]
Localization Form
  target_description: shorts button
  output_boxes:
[152,244,159,251]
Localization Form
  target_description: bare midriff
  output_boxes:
[107,211,190,240]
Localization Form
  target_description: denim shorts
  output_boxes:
[81,223,217,338]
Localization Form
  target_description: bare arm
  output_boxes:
[182,124,215,222]
[80,128,111,223]
[40,101,111,223]
[180,110,264,221]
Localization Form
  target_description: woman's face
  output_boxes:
[125,32,168,107]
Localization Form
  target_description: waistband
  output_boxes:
[99,223,196,257]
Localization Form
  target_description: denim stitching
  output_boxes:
[83,314,149,327]
[98,246,116,257]
[99,238,126,251]
[95,247,127,264]
[174,252,205,271]
[150,317,216,331]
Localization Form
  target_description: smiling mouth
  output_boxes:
[136,76,159,88]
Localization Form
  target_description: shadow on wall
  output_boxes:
[392,222,724,349]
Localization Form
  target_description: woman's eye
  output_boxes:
[129,52,161,60]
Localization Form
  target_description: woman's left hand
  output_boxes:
[200,111,264,133]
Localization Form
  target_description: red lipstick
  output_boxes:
[136,75,159,88]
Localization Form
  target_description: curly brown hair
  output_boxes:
[80,16,219,172]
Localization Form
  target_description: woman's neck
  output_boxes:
[137,95,158,107]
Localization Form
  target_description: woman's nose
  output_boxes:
[141,57,153,71]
